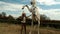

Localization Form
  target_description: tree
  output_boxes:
[0,14,2,18]
[40,14,50,20]
[2,12,6,17]
[8,15,15,20]
[7,15,16,23]
[0,12,7,20]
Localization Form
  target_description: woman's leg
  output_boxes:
[21,24,23,34]
[24,23,26,34]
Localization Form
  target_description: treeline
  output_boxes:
[0,12,15,23]
[0,12,50,24]
[1,12,60,29]
[41,20,60,29]
[0,12,32,24]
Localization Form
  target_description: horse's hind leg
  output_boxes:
[38,20,40,34]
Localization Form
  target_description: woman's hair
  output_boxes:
[22,12,26,18]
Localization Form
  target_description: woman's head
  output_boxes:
[22,11,26,17]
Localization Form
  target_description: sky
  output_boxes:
[0,0,60,20]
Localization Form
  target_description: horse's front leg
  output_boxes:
[35,15,40,34]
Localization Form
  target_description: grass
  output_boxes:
[0,23,60,34]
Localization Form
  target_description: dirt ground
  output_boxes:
[0,23,60,34]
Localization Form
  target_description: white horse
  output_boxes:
[22,0,40,34]
[22,5,40,34]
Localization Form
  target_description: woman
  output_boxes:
[21,11,26,34]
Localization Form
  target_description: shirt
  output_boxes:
[21,17,26,23]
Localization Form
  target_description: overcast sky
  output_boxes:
[0,0,60,20]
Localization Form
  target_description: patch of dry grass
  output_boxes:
[0,23,60,34]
